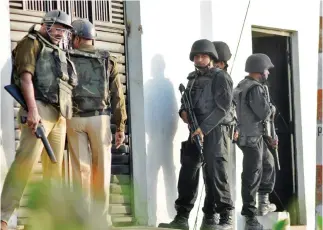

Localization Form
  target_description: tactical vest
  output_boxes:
[186,67,233,125]
[12,27,77,119]
[233,77,265,137]
[68,49,110,116]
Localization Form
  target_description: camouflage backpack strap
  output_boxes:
[27,24,38,40]
[96,50,111,79]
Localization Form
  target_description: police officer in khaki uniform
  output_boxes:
[1,10,77,230]
[66,19,127,226]
[234,54,277,230]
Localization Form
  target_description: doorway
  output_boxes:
[251,27,300,224]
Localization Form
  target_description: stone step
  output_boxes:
[111,175,131,184]
[19,194,130,206]
[13,227,174,230]
[110,204,132,215]
[17,215,135,226]
[237,212,290,230]
[112,215,135,226]
[110,194,131,204]
[18,204,132,217]
[290,226,307,230]
[110,183,131,194]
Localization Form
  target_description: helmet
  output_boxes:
[245,53,274,73]
[71,19,96,40]
[212,41,232,62]
[41,10,72,29]
[189,39,218,61]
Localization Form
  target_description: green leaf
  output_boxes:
[273,219,288,230]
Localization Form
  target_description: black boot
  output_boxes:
[200,214,219,230]
[257,193,276,216]
[217,212,233,230]
[244,216,263,230]
[158,214,189,230]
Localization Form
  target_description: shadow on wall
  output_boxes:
[144,54,179,225]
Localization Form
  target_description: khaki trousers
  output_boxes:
[1,100,66,222]
[66,115,112,224]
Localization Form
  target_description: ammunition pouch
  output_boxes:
[180,139,202,166]
[58,78,74,119]
[53,49,77,119]
[67,58,78,87]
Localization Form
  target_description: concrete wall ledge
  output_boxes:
[237,212,290,230]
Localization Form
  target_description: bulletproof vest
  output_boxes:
[233,77,265,137]
[186,68,223,124]
[68,49,110,115]
[28,32,71,106]
[218,73,236,125]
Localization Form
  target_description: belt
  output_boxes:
[73,109,111,117]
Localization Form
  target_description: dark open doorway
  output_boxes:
[251,28,300,225]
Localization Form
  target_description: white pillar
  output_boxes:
[0,0,17,227]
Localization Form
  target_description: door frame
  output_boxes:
[251,26,305,224]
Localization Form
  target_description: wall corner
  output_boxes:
[124,0,149,226]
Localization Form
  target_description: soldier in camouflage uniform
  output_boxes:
[66,19,127,226]
[1,10,77,230]
[234,53,277,230]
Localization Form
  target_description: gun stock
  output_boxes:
[4,84,57,164]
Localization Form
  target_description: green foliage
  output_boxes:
[272,219,289,230]
[25,180,112,230]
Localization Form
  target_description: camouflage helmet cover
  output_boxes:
[212,41,232,62]
[189,39,219,62]
[41,10,72,29]
[245,53,274,73]
[71,19,96,40]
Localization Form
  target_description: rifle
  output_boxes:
[263,85,280,171]
[229,101,238,143]
[179,83,204,164]
[4,84,57,164]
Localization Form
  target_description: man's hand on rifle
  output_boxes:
[180,110,189,124]
[27,107,41,134]
[191,127,204,143]
[264,135,279,149]
[270,104,276,118]
[233,130,239,142]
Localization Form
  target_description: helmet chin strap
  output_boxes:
[260,73,268,84]
[194,61,212,74]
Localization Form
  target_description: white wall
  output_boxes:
[126,0,320,229]
[0,0,16,227]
